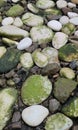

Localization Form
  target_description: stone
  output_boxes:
[0,88,17,130]
[36,0,55,9]
[2,17,14,26]
[70,17,78,25]
[59,16,69,25]
[49,99,60,113]
[12,0,20,3]
[67,12,78,18]
[60,67,75,79]
[12,111,21,123]
[56,0,68,9]
[45,8,62,15]
[42,47,59,64]
[22,105,49,126]
[52,32,68,49]
[22,13,43,27]
[71,0,78,4]
[67,2,76,8]
[0,25,29,39]
[74,30,78,36]
[0,46,6,58]
[20,53,33,69]
[30,25,54,44]
[58,44,78,62]
[27,3,39,14]
[62,97,78,117]
[45,113,73,130]
[62,7,72,15]
[53,78,77,103]
[13,17,23,27]
[47,20,62,31]
[0,0,6,7]
[32,50,48,68]
[2,37,18,46]
[21,75,52,105]
[6,4,24,17]
[17,37,32,50]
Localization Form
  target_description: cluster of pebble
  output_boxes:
[0,0,78,130]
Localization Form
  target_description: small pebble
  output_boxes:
[70,17,78,25]
[59,16,69,25]
[56,0,68,9]
[22,105,49,127]
[17,37,32,50]
[67,2,76,8]
[13,17,23,27]
[49,99,60,113]
[2,17,14,26]
[67,12,78,18]
[47,20,62,31]
[74,30,78,36]
[12,0,20,3]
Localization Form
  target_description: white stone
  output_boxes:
[56,0,67,9]
[59,16,69,25]
[70,17,78,25]
[67,2,76,8]
[52,32,68,49]
[47,20,62,31]
[74,30,78,36]
[13,17,23,27]
[67,12,78,18]
[22,105,49,127]
[12,0,20,3]
[2,17,14,26]
[0,46,6,58]
[20,53,33,69]
[17,37,32,50]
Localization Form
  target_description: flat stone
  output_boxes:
[2,17,14,26]
[70,17,78,25]
[49,99,60,113]
[13,17,23,27]
[56,0,68,9]
[0,46,6,58]
[22,105,49,126]
[59,16,69,25]
[67,12,78,18]
[67,2,76,8]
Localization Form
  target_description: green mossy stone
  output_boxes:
[59,44,78,62]
[53,78,77,103]
[0,49,21,73]
[0,0,6,7]
[45,113,73,130]
[0,88,18,130]
[6,4,24,17]
[21,75,52,105]
[44,8,62,15]
[62,97,78,117]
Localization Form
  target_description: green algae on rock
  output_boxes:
[0,0,6,7]
[45,113,73,130]
[59,44,78,62]
[21,75,52,105]
[53,78,77,103]
[30,25,54,44]
[62,97,78,117]
[0,49,21,73]
[0,88,18,130]
[2,37,18,46]
[6,4,24,17]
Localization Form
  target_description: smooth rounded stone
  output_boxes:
[12,0,20,3]
[2,37,18,46]
[73,7,78,13]
[22,13,43,27]
[0,46,6,58]
[0,25,29,39]
[62,97,78,117]
[2,17,14,26]
[52,32,68,49]
[59,16,69,25]
[21,75,52,105]
[0,88,18,130]
[6,4,24,17]
[41,63,60,75]
[47,20,62,31]
[27,3,39,14]
[0,0,6,7]
[36,0,55,9]
[67,2,76,8]
[69,60,78,69]
[22,105,49,126]
[62,7,72,15]
[70,17,78,25]
[71,0,78,4]
[67,12,78,18]
[30,25,54,44]
[45,113,73,130]
[62,23,75,35]
[49,99,60,113]
[53,78,77,103]
[42,47,59,64]
[20,53,33,69]
[45,8,62,16]
[56,0,68,9]
[74,30,78,36]
[13,17,23,27]
[17,37,32,50]
[32,50,48,68]
[59,44,78,62]
[60,67,75,79]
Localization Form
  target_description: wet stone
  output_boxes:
[49,99,60,113]
[12,111,21,123]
